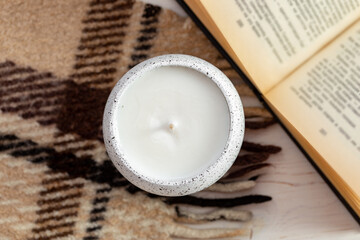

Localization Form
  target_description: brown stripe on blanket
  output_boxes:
[127,4,161,69]
[0,61,67,126]
[70,0,135,88]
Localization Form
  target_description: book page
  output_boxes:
[200,0,360,93]
[183,0,249,75]
[266,19,360,197]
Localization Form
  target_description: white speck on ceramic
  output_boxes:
[103,54,245,196]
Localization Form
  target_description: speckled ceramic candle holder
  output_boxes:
[103,54,244,196]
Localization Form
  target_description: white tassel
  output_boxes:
[169,223,248,239]
[177,207,252,222]
[205,181,256,192]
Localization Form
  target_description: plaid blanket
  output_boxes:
[0,1,281,239]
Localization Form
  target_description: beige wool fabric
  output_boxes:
[0,1,281,239]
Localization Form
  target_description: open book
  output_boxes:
[178,0,360,221]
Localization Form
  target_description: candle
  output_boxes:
[116,66,230,180]
[103,54,244,196]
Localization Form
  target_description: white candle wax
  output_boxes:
[115,66,230,180]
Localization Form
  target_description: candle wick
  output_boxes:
[169,123,175,131]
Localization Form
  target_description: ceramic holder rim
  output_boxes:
[103,54,245,196]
